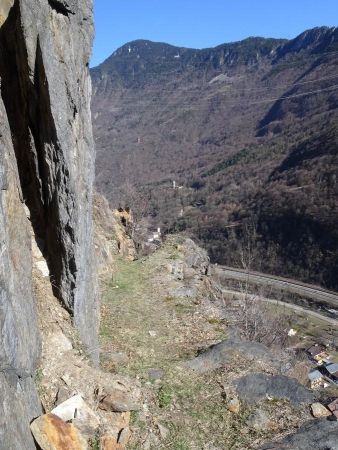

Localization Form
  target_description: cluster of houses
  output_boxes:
[172,180,183,190]
[307,343,338,418]
[147,227,162,244]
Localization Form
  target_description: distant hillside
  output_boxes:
[91,27,338,290]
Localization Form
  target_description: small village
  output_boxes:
[307,343,338,418]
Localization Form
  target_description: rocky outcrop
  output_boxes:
[30,251,140,450]
[183,333,278,373]
[235,373,314,405]
[260,419,338,450]
[0,94,42,449]
[93,193,137,275]
[275,26,338,58]
[0,0,96,448]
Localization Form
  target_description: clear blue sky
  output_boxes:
[92,0,338,67]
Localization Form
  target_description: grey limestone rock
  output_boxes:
[0,0,96,447]
[0,373,41,450]
[246,409,273,431]
[0,0,97,353]
[260,418,338,450]
[184,333,277,373]
[235,373,314,405]
[0,94,41,450]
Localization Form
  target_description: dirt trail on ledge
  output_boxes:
[101,250,223,375]
[99,237,312,450]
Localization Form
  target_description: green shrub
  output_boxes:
[159,385,174,408]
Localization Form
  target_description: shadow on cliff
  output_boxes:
[0,0,77,312]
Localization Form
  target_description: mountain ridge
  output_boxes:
[93,25,338,71]
[91,25,338,290]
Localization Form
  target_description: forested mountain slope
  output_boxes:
[91,27,338,290]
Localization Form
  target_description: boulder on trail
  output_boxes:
[235,373,314,405]
[183,333,277,373]
[51,395,100,437]
[30,413,87,450]
[260,419,338,450]
[311,402,332,418]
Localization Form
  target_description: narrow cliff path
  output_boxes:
[98,238,309,450]
[99,238,251,450]
[100,254,224,376]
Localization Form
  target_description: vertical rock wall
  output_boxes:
[0,95,42,449]
[0,0,96,448]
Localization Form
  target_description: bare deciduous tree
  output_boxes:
[237,290,291,347]
[238,216,259,272]
[117,180,151,239]
[234,217,291,347]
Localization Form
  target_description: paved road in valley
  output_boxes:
[213,265,338,310]
[219,288,338,326]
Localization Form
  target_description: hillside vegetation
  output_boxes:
[91,27,338,290]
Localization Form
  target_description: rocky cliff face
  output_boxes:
[0,0,96,448]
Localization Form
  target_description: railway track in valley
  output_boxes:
[213,266,338,316]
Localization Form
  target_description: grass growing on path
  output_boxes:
[99,247,284,449]
[100,250,226,376]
